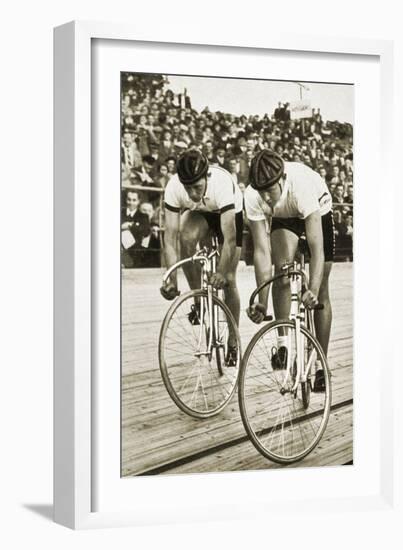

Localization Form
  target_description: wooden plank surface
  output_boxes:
[121,262,353,476]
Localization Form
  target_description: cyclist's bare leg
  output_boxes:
[271,228,299,320]
[179,211,209,290]
[222,246,241,347]
[314,261,333,355]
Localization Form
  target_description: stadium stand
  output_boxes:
[121,73,354,267]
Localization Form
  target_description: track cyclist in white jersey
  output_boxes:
[244,149,335,391]
[160,149,244,365]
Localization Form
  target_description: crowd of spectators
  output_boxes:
[121,73,354,267]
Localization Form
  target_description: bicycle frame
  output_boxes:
[279,262,317,393]
[162,238,221,358]
[249,256,318,395]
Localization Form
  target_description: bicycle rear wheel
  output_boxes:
[239,320,331,464]
[159,289,241,418]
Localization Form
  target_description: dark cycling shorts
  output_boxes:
[197,210,244,247]
[271,210,335,262]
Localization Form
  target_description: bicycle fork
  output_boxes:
[280,271,307,394]
[194,251,225,361]
[194,254,216,358]
[194,285,214,358]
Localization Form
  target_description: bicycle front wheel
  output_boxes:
[159,289,241,418]
[239,320,331,464]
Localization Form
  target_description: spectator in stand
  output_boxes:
[156,163,171,188]
[227,157,240,185]
[283,103,291,121]
[137,126,150,157]
[275,142,284,156]
[238,136,247,155]
[121,190,151,268]
[122,108,136,131]
[135,155,156,185]
[245,135,258,153]
[345,214,353,239]
[338,213,353,261]
[330,165,341,185]
[345,157,354,178]
[122,94,131,113]
[158,130,174,163]
[149,142,160,164]
[333,183,345,205]
[172,139,188,156]
[203,140,215,161]
[179,127,192,146]
[341,205,353,222]
[171,123,182,144]
[139,201,161,267]
[237,148,252,184]
[302,152,312,167]
[333,209,344,250]
[211,144,227,168]
[134,155,162,205]
[166,156,177,177]
[122,132,142,171]
[345,172,353,187]
[318,166,328,183]
[345,185,354,204]
[339,169,348,193]
[274,102,284,122]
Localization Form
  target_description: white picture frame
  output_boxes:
[54,20,398,530]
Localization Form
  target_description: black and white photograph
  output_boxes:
[120,72,354,476]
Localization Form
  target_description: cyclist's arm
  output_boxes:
[249,219,272,309]
[163,208,181,286]
[218,208,237,277]
[304,210,324,296]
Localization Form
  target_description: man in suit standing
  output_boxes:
[121,190,151,267]
[121,132,142,171]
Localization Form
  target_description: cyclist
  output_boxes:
[244,149,334,391]
[160,149,243,364]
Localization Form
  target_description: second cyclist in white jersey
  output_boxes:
[244,149,335,391]
[160,149,244,364]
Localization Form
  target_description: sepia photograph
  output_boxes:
[120,72,354,476]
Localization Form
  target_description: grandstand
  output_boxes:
[120,73,353,267]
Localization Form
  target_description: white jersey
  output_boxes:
[244,162,332,222]
[164,165,243,214]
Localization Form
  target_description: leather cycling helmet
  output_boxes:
[249,149,284,190]
[176,149,209,185]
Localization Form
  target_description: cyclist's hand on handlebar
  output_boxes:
[160,280,180,301]
[247,303,267,324]
[302,289,318,309]
[209,272,226,289]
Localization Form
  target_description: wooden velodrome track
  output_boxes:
[121,262,353,476]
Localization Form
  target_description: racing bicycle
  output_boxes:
[238,237,332,464]
[159,237,241,418]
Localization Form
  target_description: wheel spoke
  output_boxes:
[160,291,240,418]
[240,321,330,462]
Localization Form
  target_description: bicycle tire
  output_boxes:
[159,289,241,418]
[239,319,331,464]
